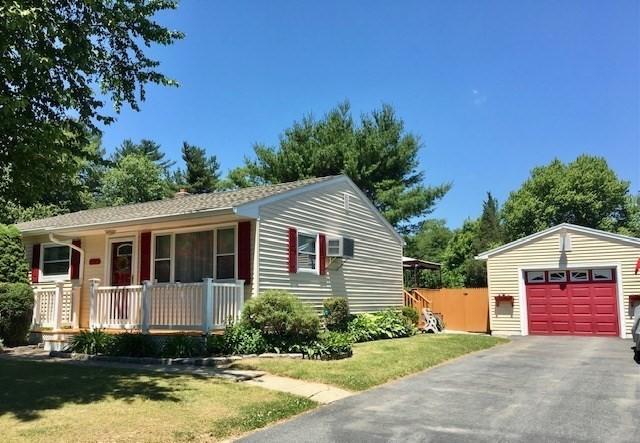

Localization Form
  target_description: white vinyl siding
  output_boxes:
[257,180,403,312]
[487,231,640,337]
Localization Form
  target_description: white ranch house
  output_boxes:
[17,175,404,349]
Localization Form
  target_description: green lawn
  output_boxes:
[232,334,508,391]
[0,359,315,443]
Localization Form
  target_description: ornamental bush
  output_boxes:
[110,332,158,357]
[0,283,34,346]
[347,309,416,343]
[401,306,419,326]
[0,225,29,284]
[241,290,320,344]
[68,330,114,354]
[162,334,205,358]
[303,331,353,360]
[207,323,268,355]
[323,297,350,332]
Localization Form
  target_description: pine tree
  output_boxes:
[237,101,449,231]
[178,142,221,194]
[112,139,175,172]
[476,192,503,251]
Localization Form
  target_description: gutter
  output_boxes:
[19,207,238,236]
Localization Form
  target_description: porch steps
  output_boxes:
[41,331,79,352]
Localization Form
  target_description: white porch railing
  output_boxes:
[32,282,81,329]
[89,278,245,332]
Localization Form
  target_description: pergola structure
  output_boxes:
[402,256,442,288]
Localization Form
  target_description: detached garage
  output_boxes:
[476,223,640,338]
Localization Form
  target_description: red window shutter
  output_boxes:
[70,239,81,279]
[139,232,152,283]
[31,244,41,283]
[288,228,297,273]
[238,221,251,283]
[319,234,327,275]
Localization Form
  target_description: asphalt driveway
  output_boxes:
[240,336,639,443]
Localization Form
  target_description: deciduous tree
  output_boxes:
[502,156,633,240]
[99,154,171,206]
[0,1,182,207]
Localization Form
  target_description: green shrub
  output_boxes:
[0,283,34,346]
[162,334,204,358]
[347,313,381,342]
[208,323,268,355]
[68,330,114,354]
[303,331,353,360]
[241,290,320,343]
[347,309,416,343]
[323,297,350,331]
[401,306,419,326]
[109,332,158,357]
[0,224,29,284]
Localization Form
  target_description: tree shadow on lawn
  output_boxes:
[0,359,184,422]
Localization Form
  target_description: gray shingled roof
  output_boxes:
[17,176,336,233]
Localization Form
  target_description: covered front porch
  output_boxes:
[27,214,255,344]
[32,278,245,334]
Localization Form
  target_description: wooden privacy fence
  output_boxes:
[412,287,489,333]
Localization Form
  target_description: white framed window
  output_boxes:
[569,270,589,282]
[548,271,567,282]
[154,234,172,283]
[152,225,236,283]
[526,271,545,283]
[215,228,235,280]
[117,243,133,257]
[297,232,318,273]
[592,269,613,281]
[41,244,71,280]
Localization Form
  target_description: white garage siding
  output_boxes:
[256,180,404,312]
[486,229,640,337]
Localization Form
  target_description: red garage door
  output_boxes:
[525,269,619,336]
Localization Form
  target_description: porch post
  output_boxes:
[71,286,81,329]
[31,290,41,329]
[53,281,64,330]
[89,278,100,331]
[141,281,151,334]
[203,278,214,332]
[236,280,245,322]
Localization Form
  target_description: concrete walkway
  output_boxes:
[240,336,640,443]
[246,374,352,404]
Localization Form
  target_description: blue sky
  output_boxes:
[99,0,640,228]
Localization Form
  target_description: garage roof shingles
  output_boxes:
[17,176,334,232]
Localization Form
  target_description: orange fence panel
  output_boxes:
[412,288,489,333]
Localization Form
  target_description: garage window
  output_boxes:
[570,270,588,281]
[549,271,567,282]
[526,271,545,283]
[592,269,613,281]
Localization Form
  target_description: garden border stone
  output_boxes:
[49,351,304,366]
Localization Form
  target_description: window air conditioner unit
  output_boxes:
[326,237,355,258]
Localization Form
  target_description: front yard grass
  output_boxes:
[0,359,315,443]
[232,333,508,391]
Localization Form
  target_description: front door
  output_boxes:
[111,241,133,286]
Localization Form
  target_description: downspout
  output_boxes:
[49,233,84,281]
